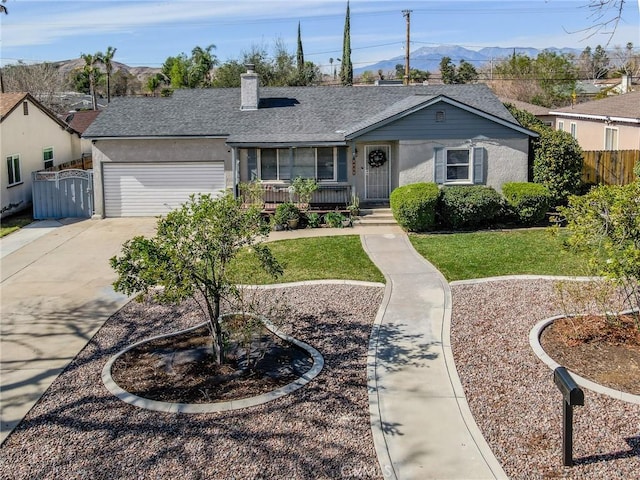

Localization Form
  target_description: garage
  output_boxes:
[103,162,225,217]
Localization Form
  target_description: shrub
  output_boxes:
[274,202,300,226]
[438,185,503,230]
[533,129,583,207]
[390,182,440,232]
[502,182,552,226]
[323,211,347,228]
[305,212,322,228]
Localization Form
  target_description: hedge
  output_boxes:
[390,182,440,232]
[438,185,503,230]
[502,182,551,226]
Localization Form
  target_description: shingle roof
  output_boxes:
[0,92,28,119]
[84,84,525,142]
[499,97,551,117]
[551,91,640,121]
[1,92,80,134]
[64,110,101,134]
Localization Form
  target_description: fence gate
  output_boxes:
[32,169,94,219]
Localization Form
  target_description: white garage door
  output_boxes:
[104,162,225,217]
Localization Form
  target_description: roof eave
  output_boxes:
[346,95,539,140]
[549,111,640,124]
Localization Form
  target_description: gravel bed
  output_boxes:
[451,279,640,479]
[0,285,384,480]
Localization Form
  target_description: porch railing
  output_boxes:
[241,183,352,209]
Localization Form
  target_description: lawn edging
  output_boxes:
[529,313,640,406]
[102,280,384,414]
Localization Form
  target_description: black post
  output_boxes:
[563,401,574,466]
[553,366,584,468]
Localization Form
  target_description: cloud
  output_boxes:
[1,0,346,48]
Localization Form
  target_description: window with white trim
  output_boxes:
[259,147,336,181]
[6,154,22,186]
[43,147,54,169]
[604,127,618,150]
[557,120,564,131]
[446,149,471,182]
[434,146,484,185]
[570,122,577,139]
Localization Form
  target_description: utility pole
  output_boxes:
[402,9,412,86]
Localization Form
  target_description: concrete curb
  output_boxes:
[239,279,385,289]
[529,313,640,405]
[102,315,324,414]
[450,275,598,286]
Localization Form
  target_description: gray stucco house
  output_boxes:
[84,67,537,217]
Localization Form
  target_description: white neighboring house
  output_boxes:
[1,92,81,217]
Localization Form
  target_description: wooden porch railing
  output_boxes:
[241,183,353,210]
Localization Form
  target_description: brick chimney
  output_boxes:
[241,64,259,111]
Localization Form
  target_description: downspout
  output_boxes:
[231,147,238,198]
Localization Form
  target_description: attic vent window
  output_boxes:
[23,102,29,115]
[436,111,445,122]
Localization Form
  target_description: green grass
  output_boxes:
[0,211,34,238]
[410,229,589,282]
[229,235,384,284]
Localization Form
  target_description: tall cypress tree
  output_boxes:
[340,1,353,86]
[296,21,304,74]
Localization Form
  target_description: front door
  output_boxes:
[364,145,391,200]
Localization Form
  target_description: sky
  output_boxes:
[1,0,639,70]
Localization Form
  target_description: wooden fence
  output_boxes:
[43,155,93,172]
[581,150,639,186]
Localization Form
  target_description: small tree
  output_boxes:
[557,178,640,326]
[110,193,283,364]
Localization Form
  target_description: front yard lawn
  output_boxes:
[410,229,589,282]
[229,235,385,284]
[0,211,33,238]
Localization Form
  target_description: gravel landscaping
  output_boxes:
[3,277,639,479]
[450,278,640,479]
[0,285,384,480]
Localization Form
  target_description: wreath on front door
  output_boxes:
[368,149,387,168]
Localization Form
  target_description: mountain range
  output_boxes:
[355,45,582,75]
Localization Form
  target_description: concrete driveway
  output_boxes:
[0,217,157,444]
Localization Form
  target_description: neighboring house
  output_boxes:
[576,75,636,99]
[1,92,81,216]
[550,90,640,150]
[64,110,101,157]
[499,98,554,127]
[84,67,538,218]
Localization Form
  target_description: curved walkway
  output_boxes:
[2,220,506,479]
[362,233,507,480]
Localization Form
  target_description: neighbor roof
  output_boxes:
[64,110,101,134]
[499,98,551,117]
[0,92,28,119]
[84,84,532,143]
[551,91,640,123]
[0,92,79,134]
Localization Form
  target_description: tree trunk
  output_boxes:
[209,296,223,365]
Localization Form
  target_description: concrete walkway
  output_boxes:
[362,233,507,480]
[2,219,506,479]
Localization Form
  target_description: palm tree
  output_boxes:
[100,46,117,103]
[81,53,101,110]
